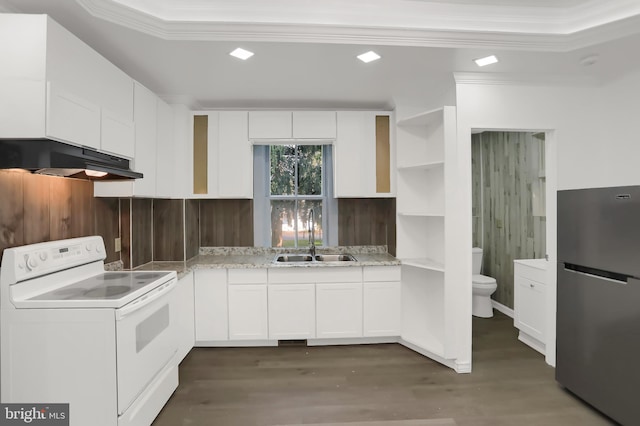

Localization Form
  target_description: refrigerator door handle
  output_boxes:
[563,264,628,285]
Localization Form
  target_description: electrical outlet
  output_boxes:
[115,238,122,253]
[496,219,503,229]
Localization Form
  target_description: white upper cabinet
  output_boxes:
[0,14,134,157]
[248,111,337,141]
[191,111,253,199]
[334,111,395,197]
[248,111,292,139]
[156,99,177,197]
[292,111,336,139]
[94,82,158,197]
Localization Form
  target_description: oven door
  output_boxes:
[115,278,178,415]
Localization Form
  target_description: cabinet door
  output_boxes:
[248,111,291,139]
[228,284,268,340]
[176,272,195,363]
[363,281,401,337]
[316,282,363,338]
[155,99,175,197]
[292,111,336,139]
[194,269,228,342]
[101,108,134,158]
[515,276,546,342]
[131,82,157,197]
[46,81,101,149]
[218,111,253,198]
[334,111,392,197]
[268,284,316,339]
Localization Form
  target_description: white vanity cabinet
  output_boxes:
[363,266,401,337]
[514,259,547,355]
[175,271,195,363]
[227,269,268,340]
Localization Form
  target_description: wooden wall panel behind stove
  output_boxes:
[153,199,184,261]
[132,198,153,267]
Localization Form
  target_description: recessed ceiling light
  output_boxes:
[230,48,254,60]
[474,55,498,67]
[357,51,381,63]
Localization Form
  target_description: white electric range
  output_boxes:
[0,236,179,426]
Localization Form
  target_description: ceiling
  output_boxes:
[1,0,639,109]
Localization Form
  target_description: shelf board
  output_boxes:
[397,160,444,171]
[400,257,445,272]
[396,107,444,128]
[398,212,444,218]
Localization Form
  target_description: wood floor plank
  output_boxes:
[153,313,614,426]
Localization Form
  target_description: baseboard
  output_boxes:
[308,336,399,346]
[518,331,546,355]
[491,300,514,318]
[195,340,278,347]
[399,338,462,373]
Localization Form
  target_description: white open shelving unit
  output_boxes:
[396,106,457,364]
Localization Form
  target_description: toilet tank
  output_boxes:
[472,247,483,274]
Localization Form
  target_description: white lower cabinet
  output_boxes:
[228,284,268,340]
[194,269,228,342]
[175,272,195,363]
[363,266,401,337]
[268,284,316,339]
[363,282,401,337]
[316,282,363,338]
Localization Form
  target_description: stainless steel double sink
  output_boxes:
[273,253,357,263]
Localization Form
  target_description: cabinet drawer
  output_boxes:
[228,268,268,284]
[363,266,401,282]
[269,267,361,284]
[514,260,547,284]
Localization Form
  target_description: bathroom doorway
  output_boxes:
[471,131,548,356]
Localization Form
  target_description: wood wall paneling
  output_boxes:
[200,199,253,247]
[375,115,391,193]
[153,199,185,261]
[49,177,72,241]
[96,197,121,264]
[0,170,25,258]
[69,178,95,238]
[185,199,199,259]
[472,132,546,309]
[132,198,153,267]
[23,173,50,245]
[338,198,396,256]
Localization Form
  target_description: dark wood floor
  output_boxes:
[153,313,614,426]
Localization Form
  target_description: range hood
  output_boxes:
[0,139,143,180]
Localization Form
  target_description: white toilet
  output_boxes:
[472,247,498,318]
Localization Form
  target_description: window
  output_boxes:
[253,144,337,248]
[270,145,323,247]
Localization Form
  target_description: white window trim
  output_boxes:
[253,144,338,247]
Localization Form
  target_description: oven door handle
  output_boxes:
[116,279,177,320]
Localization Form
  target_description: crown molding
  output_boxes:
[453,72,600,87]
[76,0,640,52]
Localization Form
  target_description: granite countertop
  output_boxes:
[129,246,400,280]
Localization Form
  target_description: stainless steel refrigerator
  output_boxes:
[557,185,640,425]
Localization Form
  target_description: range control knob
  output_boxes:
[39,252,48,261]
[85,243,93,252]
[96,245,103,253]
[26,255,38,270]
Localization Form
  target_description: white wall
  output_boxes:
[455,70,640,369]
[454,75,605,369]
